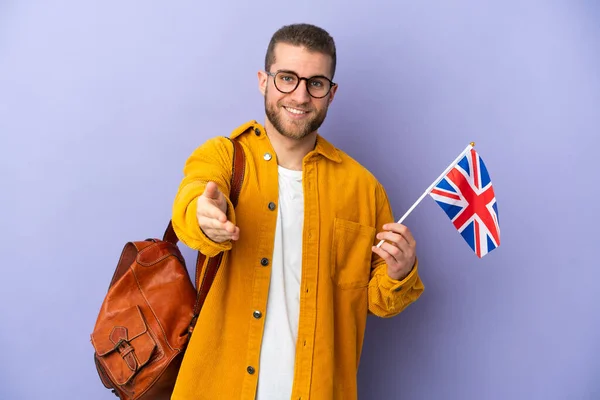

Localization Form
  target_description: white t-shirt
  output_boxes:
[256,166,304,400]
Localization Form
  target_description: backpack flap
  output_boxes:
[91,305,157,386]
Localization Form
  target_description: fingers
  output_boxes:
[201,229,239,243]
[196,182,239,243]
[202,181,223,201]
[380,223,416,247]
[203,203,227,223]
[373,223,416,262]
[376,230,411,254]
[371,241,401,264]
[198,215,240,242]
[198,213,230,231]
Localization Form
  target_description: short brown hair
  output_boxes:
[264,23,337,78]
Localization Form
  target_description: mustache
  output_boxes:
[277,101,313,111]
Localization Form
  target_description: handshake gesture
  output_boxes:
[196,182,240,243]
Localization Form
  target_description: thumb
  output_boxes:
[202,181,222,200]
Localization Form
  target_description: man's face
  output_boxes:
[258,43,338,140]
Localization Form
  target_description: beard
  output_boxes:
[264,88,329,140]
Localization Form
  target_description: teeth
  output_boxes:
[285,107,306,115]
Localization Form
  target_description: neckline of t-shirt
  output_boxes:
[278,165,303,179]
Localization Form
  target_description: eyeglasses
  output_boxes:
[266,70,336,99]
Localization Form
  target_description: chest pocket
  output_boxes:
[330,218,376,289]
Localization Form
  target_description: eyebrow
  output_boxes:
[275,69,332,80]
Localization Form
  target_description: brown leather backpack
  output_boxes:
[90,137,245,399]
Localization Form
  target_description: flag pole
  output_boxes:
[376,142,475,248]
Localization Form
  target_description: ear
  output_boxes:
[258,71,268,96]
[327,83,339,104]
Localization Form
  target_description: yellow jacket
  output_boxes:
[171,120,424,400]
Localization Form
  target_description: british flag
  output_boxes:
[429,147,500,258]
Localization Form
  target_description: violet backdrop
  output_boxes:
[1,1,599,399]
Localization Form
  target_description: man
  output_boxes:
[170,23,424,400]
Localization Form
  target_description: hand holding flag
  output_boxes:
[371,223,417,281]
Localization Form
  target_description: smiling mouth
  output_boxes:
[284,106,309,115]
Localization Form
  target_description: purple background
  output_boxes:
[1,1,599,399]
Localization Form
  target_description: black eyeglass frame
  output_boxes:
[266,70,337,99]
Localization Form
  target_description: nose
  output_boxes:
[289,79,311,103]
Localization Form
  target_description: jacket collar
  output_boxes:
[313,134,342,163]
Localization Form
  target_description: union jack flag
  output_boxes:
[429,147,500,258]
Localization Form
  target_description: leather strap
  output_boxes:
[162,137,246,329]
[192,137,245,320]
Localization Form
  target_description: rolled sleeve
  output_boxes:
[368,258,424,317]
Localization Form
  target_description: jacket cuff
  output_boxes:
[381,258,419,296]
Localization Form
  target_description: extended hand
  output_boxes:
[196,181,240,243]
[372,223,416,281]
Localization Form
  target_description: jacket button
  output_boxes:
[254,127,261,136]
[253,310,262,319]
[268,202,276,211]
[260,258,269,266]
[263,152,272,161]
[247,366,255,374]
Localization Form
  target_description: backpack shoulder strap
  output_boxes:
[191,137,245,320]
